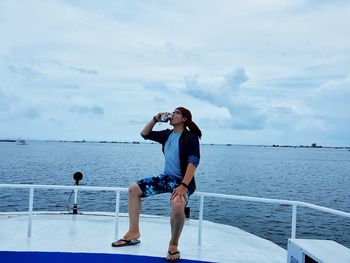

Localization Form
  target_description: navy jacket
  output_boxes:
[141,128,200,194]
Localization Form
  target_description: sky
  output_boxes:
[1,0,350,146]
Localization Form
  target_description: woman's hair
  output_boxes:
[176,107,202,139]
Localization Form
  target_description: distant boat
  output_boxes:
[16,139,27,145]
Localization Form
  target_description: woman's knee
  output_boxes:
[171,197,186,214]
[128,183,142,196]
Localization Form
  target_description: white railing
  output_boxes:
[0,184,127,240]
[1,183,350,246]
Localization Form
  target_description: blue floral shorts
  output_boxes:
[137,174,190,200]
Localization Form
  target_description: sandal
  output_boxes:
[111,238,141,247]
[167,250,180,261]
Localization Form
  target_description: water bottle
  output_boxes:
[160,112,172,122]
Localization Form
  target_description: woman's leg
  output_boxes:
[112,183,142,246]
[167,195,186,260]
[127,183,143,237]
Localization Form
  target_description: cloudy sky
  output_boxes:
[1,0,349,146]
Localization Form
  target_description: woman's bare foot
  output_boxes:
[166,245,180,261]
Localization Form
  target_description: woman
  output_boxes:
[112,107,202,261]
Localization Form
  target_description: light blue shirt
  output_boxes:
[163,131,182,179]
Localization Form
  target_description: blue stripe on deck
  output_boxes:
[0,251,215,263]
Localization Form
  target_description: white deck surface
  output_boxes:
[0,212,286,263]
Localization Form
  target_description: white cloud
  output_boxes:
[0,89,11,112]
[182,68,267,131]
[312,74,350,114]
[0,0,350,145]
[70,105,104,116]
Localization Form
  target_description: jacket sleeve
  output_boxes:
[187,134,200,167]
[141,129,171,144]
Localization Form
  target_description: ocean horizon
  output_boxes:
[1,141,349,249]
[2,138,349,149]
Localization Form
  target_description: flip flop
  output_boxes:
[167,250,180,261]
[111,238,141,247]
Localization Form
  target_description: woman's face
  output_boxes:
[170,109,186,126]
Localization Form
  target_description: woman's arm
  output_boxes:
[140,113,161,137]
[171,163,197,201]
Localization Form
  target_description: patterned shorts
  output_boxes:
[137,174,190,200]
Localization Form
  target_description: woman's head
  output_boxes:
[171,107,202,139]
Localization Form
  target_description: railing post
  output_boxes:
[198,195,204,246]
[73,187,79,214]
[27,187,34,238]
[291,204,297,239]
[115,190,120,240]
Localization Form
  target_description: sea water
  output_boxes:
[0,141,349,249]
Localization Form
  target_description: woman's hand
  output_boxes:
[154,113,161,122]
[171,185,187,203]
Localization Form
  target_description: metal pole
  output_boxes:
[27,187,34,238]
[198,195,204,246]
[74,187,78,204]
[73,187,78,214]
[115,190,120,240]
[291,204,297,239]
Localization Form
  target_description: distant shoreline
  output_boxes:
[1,139,349,150]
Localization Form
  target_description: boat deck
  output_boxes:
[0,212,286,263]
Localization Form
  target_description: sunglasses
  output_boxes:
[172,110,182,115]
